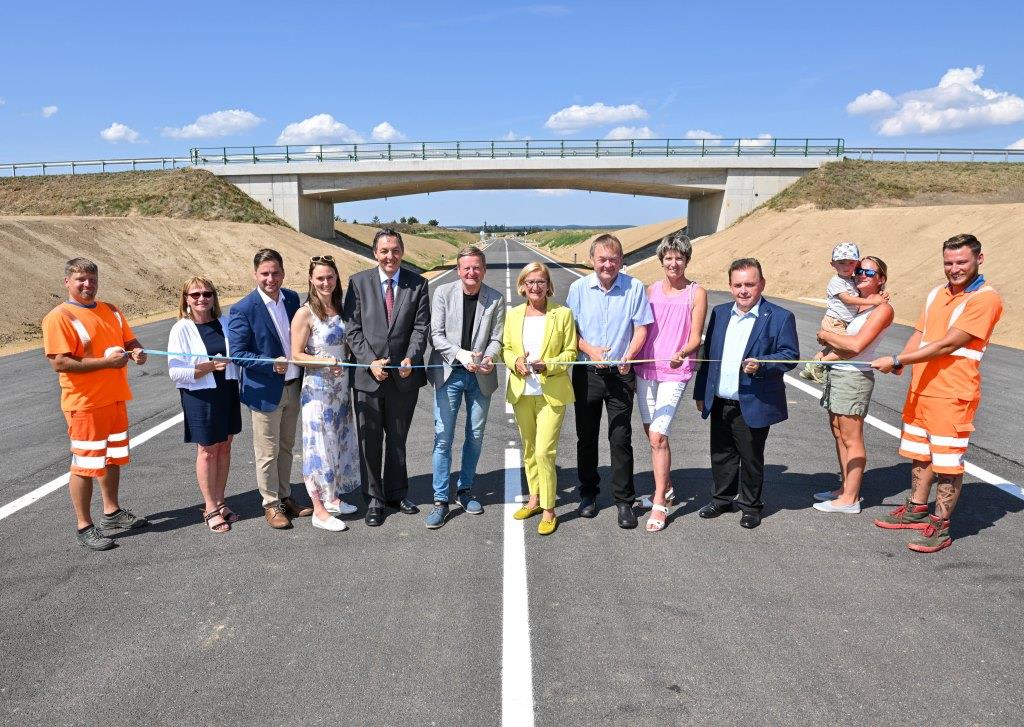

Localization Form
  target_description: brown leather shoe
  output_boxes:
[282,497,313,518]
[265,504,292,529]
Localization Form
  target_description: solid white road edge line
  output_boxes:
[0,412,184,522]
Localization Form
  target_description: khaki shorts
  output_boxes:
[820,368,874,417]
[821,315,849,333]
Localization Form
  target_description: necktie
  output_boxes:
[385,278,395,323]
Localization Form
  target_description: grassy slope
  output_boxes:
[526,229,611,248]
[767,159,1024,211]
[0,168,289,226]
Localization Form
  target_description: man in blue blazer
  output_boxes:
[692,258,799,529]
[227,248,312,529]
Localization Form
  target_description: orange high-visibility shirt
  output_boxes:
[42,301,135,411]
[910,279,1002,401]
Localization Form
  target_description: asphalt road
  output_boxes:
[1,238,1021,726]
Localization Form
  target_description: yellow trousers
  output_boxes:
[512,395,565,510]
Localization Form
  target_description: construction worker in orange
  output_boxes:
[870,234,1003,553]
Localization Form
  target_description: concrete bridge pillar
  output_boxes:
[222,173,335,240]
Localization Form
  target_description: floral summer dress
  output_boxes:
[300,308,360,502]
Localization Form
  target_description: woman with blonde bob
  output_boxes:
[503,262,577,535]
[167,277,241,533]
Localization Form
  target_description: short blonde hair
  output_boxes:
[516,262,554,298]
[178,276,221,320]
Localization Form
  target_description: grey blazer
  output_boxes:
[427,280,505,396]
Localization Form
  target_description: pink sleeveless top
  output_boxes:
[635,281,699,382]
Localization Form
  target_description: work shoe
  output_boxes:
[265,504,292,529]
[99,508,149,531]
[908,515,952,553]
[458,490,483,514]
[874,498,930,530]
[425,503,449,529]
[76,525,115,551]
[282,497,313,518]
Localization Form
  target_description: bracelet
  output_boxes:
[891,354,902,368]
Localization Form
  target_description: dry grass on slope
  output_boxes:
[334,222,461,270]
[629,204,1022,349]
[0,168,289,226]
[767,159,1024,211]
[2,216,372,352]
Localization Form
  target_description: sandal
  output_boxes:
[217,503,239,523]
[646,503,670,532]
[203,508,230,533]
[640,487,674,509]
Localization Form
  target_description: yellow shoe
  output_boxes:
[538,516,558,535]
[513,505,542,520]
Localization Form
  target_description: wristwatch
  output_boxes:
[891,354,903,370]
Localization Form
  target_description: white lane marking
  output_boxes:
[0,413,184,522]
[783,374,1023,500]
[502,446,534,727]
[501,237,535,727]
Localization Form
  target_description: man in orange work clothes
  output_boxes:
[42,258,150,551]
[871,234,1003,553]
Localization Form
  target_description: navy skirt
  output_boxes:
[181,375,242,446]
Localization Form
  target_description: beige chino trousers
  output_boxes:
[251,380,301,507]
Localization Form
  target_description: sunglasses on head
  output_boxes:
[311,255,335,263]
[187,291,215,299]
[855,268,879,278]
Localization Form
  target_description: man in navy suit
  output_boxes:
[227,248,312,529]
[692,258,799,529]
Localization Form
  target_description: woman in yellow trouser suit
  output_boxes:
[503,262,577,535]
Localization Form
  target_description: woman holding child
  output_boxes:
[811,256,894,514]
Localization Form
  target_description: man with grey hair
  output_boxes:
[42,257,150,551]
[425,245,505,528]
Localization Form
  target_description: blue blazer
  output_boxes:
[692,298,799,428]
[227,288,301,412]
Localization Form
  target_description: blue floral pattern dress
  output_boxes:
[300,307,360,502]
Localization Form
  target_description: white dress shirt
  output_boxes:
[716,300,760,400]
[257,287,300,380]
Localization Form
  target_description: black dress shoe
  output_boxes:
[698,502,733,519]
[740,512,762,529]
[388,499,419,515]
[365,506,384,527]
[578,496,598,518]
[616,502,638,529]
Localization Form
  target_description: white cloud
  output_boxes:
[0,97,6,106]
[41,105,58,118]
[848,66,1024,136]
[276,113,364,145]
[544,102,648,133]
[534,189,575,196]
[737,133,774,147]
[100,122,141,143]
[604,126,655,140]
[162,109,263,139]
[502,131,531,141]
[684,129,724,145]
[371,121,406,142]
[1008,138,1024,150]
[846,90,897,115]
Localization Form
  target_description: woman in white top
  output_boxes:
[812,256,894,513]
[167,277,241,533]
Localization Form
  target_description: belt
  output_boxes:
[715,396,739,404]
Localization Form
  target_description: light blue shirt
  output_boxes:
[378,267,400,307]
[567,272,654,362]
[716,300,760,400]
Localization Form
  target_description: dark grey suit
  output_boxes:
[343,266,430,505]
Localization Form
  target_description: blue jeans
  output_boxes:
[432,368,491,502]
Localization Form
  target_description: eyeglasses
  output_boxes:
[523,280,548,288]
[311,255,335,263]
[187,291,215,300]
[855,268,879,278]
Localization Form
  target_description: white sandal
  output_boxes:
[646,503,670,532]
[639,488,674,509]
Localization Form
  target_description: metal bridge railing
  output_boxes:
[187,138,847,165]
[843,147,1024,162]
[0,156,192,177]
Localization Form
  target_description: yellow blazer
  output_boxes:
[502,302,577,406]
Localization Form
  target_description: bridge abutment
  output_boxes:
[223,173,335,240]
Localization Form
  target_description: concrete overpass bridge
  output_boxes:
[192,138,844,239]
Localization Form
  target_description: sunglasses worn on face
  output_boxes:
[187,291,215,299]
[855,268,879,278]
[311,255,335,263]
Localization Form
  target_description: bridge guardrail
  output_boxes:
[0,156,192,177]
[843,147,1024,162]
[187,138,846,165]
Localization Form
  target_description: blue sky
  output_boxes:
[2,0,1023,226]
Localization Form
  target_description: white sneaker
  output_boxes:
[312,513,348,531]
[324,499,358,515]
[812,500,861,514]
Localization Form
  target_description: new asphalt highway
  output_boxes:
[1,238,1021,726]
